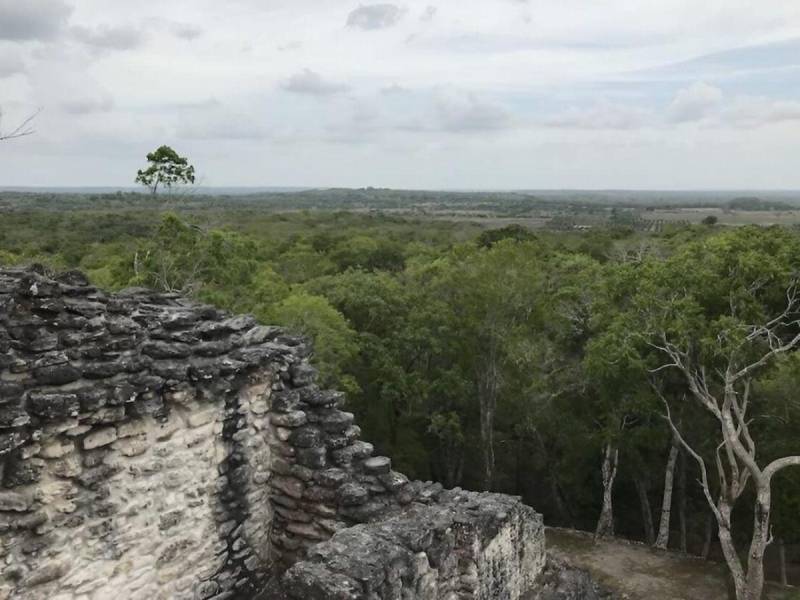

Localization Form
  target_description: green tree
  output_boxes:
[422,240,546,490]
[267,292,360,392]
[135,145,196,196]
[634,227,800,600]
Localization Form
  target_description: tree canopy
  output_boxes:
[135,145,196,196]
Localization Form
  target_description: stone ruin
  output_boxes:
[0,266,547,600]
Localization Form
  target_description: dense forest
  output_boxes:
[1,195,799,598]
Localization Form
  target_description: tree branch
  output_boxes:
[763,456,800,481]
[0,108,41,141]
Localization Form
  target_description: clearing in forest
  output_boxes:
[546,528,799,600]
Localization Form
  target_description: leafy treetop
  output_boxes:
[135,145,196,196]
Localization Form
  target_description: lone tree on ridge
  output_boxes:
[135,145,196,196]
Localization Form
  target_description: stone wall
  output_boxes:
[274,489,545,599]
[1,267,546,600]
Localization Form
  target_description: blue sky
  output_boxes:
[2,0,800,189]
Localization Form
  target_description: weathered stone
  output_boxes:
[0,268,548,600]
[82,426,118,450]
[0,381,23,403]
[271,476,305,500]
[295,447,327,469]
[290,363,317,387]
[0,490,33,512]
[337,483,369,507]
[23,562,65,587]
[362,456,391,475]
[272,389,301,413]
[314,468,349,488]
[0,404,30,427]
[288,427,323,448]
[141,340,191,359]
[27,392,80,420]
[270,411,307,428]
[34,364,81,385]
[39,439,74,459]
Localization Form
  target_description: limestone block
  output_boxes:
[0,490,33,512]
[363,456,391,475]
[187,410,216,429]
[112,437,149,457]
[83,426,118,450]
[39,438,74,459]
[270,411,307,428]
[271,476,305,500]
[117,419,151,439]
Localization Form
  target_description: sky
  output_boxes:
[2,0,800,189]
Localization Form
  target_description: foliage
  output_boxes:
[135,145,196,196]
[2,198,800,581]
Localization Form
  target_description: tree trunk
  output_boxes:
[594,443,619,539]
[678,448,688,553]
[742,488,772,600]
[655,441,679,549]
[635,476,655,545]
[716,500,747,600]
[778,538,788,586]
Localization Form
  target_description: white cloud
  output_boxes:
[4,0,800,188]
[281,69,350,96]
[0,0,72,41]
[722,97,800,128]
[0,51,24,77]
[60,94,114,115]
[72,24,145,51]
[436,92,512,132]
[421,5,437,22]
[176,107,270,140]
[668,82,724,122]
[346,4,404,30]
[546,103,654,130]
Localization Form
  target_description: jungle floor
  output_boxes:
[546,528,800,600]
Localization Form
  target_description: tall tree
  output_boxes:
[135,145,196,196]
[425,241,544,490]
[654,435,680,549]
[638,227,800,600]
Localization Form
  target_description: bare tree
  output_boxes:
[0,108,41,141]
[654,435,680,549]
[594,442,619,539]
[651,282,800,600]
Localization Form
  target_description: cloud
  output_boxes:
[346,4,403,30]
[0,0,72,41]
[60,95,114,115]
[278,41,303,52]
[381,84,407,95]
[281,69,350,95]
[436,92,511,132]
[170,23,203,41]
[546,103,654,130]
[722,97,800,128]
[421,5,437,22]
[0,51,24,77]
[177,108,270,140]
[640,38,800,82]
[71,24,145,51]
[668,82,723,122]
